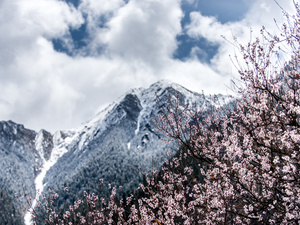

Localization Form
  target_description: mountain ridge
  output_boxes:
[0,80,232,225]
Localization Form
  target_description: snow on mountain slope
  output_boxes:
[0,80,232,225]
[38,80,230,209]
[0,121,42,225]
[25,130,77,225]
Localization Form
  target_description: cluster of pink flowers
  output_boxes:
[26,3,300,225]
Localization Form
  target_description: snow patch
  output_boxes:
[135,117,140,135]
[24,133,75,225]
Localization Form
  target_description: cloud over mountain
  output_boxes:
[0,0,295,132]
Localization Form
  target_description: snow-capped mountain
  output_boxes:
[0,121,44,224]
[0,80,231,225]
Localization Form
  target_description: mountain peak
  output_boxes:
[150,79,176,88]
[147,80,199,99]
[0,81,233,225]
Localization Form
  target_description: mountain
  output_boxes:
[0,80,231,225]
[0,121,44,224]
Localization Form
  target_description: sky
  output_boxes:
[0,0,297,132]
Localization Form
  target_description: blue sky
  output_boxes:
[0,0,296,132]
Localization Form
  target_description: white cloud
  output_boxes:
[0,0,83,67]
[185,0,296,77]
[17,0,84,38]
[80,0,125,16]
[190,46,209,61]
[102,0,183,68]
[164,58,232,95]
[0,0,84,131]
[0,0,297,132]
[187,12,243,44]
[78,0,126,53]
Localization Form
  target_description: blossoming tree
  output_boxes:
[28,3,300,225]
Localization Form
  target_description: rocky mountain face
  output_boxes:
[0,81,231,224]
[0,121,44,225]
